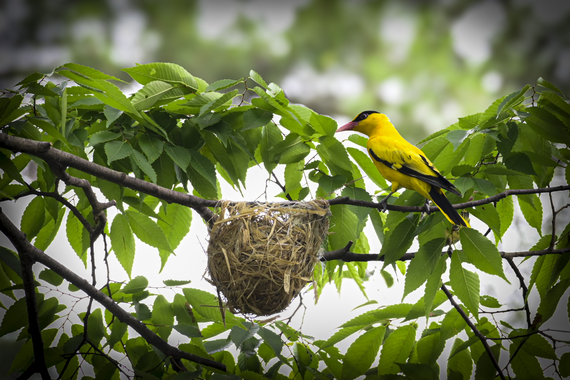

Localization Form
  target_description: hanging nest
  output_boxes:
[206,200,330,316]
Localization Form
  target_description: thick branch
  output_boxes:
[0,133,217,224]
[321,246,570,262]
[441,284,506,380]
[0,209,226,372]
[328,185,570,212]
[18,242,50,379]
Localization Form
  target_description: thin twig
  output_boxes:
[441,284,506,380]
[506,258,532,329]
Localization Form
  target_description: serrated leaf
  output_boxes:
[131,80,187,110]
[510,343,547,380]
[123,62,198,90]
[320,325,363,349]
[21,196,45,241]
[424,255,447,317]
[341,304,413,328]
[450,253,480,319]
[125,210,172,252]
[89,130,121,146]
[519,195,543,236]
[242,108,273,131]
[521,333,558,360]
[0,297,27,337]
[403,238,446,299]
[378,323,417,375]
[560,352,570,377]
[496,197,513,240]
[152,295,174,340]
[105,140,133,164]
[131,149,157,183]
[448,338,473,380]
[342,325,386,380]
[469,205,501,239]
[257,327,283,357]
[122,276,149,294]
[310,112,337,136]
[107,320,128,349]
[110,214,136,277]
[199,89,238,116]
[460,228,507,281]
[381,215,419,267]
[138,134,164,163]
[347,147,388,189]
[173,324,202,338]
[317,135,353,180]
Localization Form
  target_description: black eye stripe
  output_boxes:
[353,110,379,122]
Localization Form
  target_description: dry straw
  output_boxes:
[207,200,330,316]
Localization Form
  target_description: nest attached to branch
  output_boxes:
[207,200,330,316]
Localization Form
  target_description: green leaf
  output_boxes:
[131,80,189,110]
[88,308,105,346]
[381,215,419,267]
[536,279,570,325]
[504,152,536,175]
[310,112,337,136]
[104,140,133,164]
[34,207,65,252]
[122,276,149,294]
[328,205,360,250]
[126,210,172,252]
[257,327,283,357]
[341,325,386,380]
[496,197,514,240]
[0,151,25,185]
[341,304,413,328]
[469,205,501,239]
[249,70,268,88]
[89,130,121,146]
[460,228,507,281]
[424,255,447,317]
[242,108,273,131]
[65,211,88,265]
[479,295,501,308]
[152,295,174,340]
[0,297,27,337]
[441,308,467,340]
[107,320,128,349]
[347,147,388,189]
[183,288,239,326]
[123,62,198,90]
[378,323,417,375]
[21,196,45,241]
[138,134,164,163]
[523,107,570,145]
[449,253,480,319]
[560,352,570,377]
[317,136,353,180]
[206,78,243,92]
[39,269,63,286]
[173,324,202,338]
[398,363,439,380]
[510,343,547,380]
[110,214,136,278]
[320,325,363,349]
[447,338,473,380]
[273,133,310,164]
[259,122,283,173]
[403,238,446,299]
[131,149,157,183]
[199,89,238,116]
[61,63,124,81]
[521,333,558,360]
[519,195,543,236]
[447,129,469,150]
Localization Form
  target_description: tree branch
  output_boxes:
[18,240,50,380]
[320,246,570,262]
[0,208,226,372]
[441,284,506,380]
[0,133,217,224]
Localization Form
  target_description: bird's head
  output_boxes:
[336,111,388,137]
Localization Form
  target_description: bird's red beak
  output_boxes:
[336,121,358,132]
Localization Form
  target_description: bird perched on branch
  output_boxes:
[336,111,470,227]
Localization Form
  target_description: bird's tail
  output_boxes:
[429,187,470,227]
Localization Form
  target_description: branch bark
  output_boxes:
[0,208,226,373]
[441,284,506,380]
[2,133,568,227]
[320,245,570,262]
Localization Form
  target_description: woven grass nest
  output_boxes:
[207,200,330,316]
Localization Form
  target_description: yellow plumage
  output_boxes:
[337,111,470,227]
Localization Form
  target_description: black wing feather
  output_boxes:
[369,148,461,196]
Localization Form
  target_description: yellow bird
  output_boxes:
[337,111,470,227]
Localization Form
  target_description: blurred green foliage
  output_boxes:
[1,0,570,138]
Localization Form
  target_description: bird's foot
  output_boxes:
[378,191,394,213]
[422,199,431,215]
